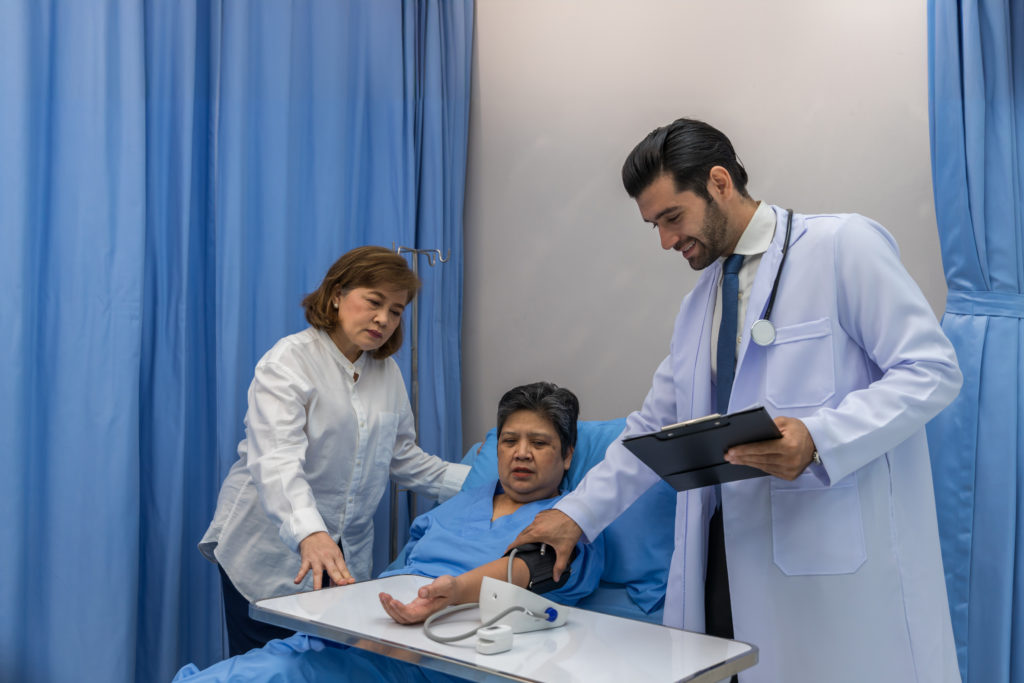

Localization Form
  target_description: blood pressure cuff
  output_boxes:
[503,543,580,594]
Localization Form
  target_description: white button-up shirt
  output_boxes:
[200,327,468,601]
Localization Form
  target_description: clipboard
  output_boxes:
[622,406,781,491]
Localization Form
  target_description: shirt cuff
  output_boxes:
[807,460,831,486]
[437,462,471,501]
[280,507,328,552]
[800,416,835,486]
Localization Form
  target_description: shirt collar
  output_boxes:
[316,327,367,376]
[731,202,776,256]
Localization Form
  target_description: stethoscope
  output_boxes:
[749,209,793,347]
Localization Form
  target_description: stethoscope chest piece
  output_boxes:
[748,209,793,348]
[750,319,776,346]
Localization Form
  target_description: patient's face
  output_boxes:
[497,410,572,503]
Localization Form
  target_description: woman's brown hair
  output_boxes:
[302,246,421,359]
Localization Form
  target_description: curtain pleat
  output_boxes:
[927,1,1024,681]
[0,3,147,682]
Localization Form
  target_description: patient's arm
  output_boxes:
[508,508,583,582]
[379,556,530,625]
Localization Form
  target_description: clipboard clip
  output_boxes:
[655,416,730,440]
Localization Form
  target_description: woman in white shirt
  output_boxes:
[199,246,469,655]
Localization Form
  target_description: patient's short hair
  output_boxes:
[496,382,579,457]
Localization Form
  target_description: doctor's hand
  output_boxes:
[296,531,356,590]
[379,575,458,624]
[723,416,817,481]
[506,509,582,583]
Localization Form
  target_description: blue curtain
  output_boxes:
[927,1,1024,681]
[0,1,473,681]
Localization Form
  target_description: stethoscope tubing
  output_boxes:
[751,209,794,346]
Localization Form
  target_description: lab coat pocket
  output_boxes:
[769,475,866,576]
[765,318,835,409]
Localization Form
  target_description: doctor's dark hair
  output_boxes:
[302,246,421,359]
[621,117,750,201]
[496,382,579,458]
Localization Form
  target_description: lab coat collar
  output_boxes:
[673,204,810,418]
[733,206,808,380]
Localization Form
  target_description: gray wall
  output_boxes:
[461,0,943,449]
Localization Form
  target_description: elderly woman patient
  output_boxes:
[174,382,604,682]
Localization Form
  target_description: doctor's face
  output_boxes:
[497,410,573,504]
[636,173,730,270]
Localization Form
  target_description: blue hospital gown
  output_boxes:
[173,481,604,682]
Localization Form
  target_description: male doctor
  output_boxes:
[512,118,962,682]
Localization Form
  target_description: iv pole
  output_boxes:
[389,245,450,561]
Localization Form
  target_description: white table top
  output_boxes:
[252,574,757,682]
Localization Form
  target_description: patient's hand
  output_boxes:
[379,575,459,624]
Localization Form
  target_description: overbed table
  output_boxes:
[252,574,757,682]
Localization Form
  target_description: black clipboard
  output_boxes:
[622,406,781,491]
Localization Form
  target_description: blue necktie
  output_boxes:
[707,253,744,641]
[716,254,744,414]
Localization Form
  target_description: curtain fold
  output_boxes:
[0,1,474,681]
[137,2,222,680]
[927,1,1024,681]
[381,0,474,539]
[411,0,472,476]
[0,3,147,682]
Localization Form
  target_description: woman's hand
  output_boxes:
[295,531,355,589]
[378,575,459,624]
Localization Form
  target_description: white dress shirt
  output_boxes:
[200,326,468,601]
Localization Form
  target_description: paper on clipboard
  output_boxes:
[621,406,781,491]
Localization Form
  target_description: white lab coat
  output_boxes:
[558,207,962,682]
